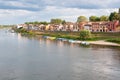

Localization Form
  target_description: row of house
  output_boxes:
[80,21,120,32]
[17,20,120,32]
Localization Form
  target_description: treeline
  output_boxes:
[25,21,49,25]
[77,11,120,22]
[25,9,120,25]
[25,19,66,25]
[0,25,14,27]
[77,15,109,22]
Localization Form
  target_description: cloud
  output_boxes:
[39,7,118,22]
[0,0,43,11]
[0,0,119,24]
[42,0,120,9]
[0,6,118,24]
[0,0,119,11]
[0,9,34,24]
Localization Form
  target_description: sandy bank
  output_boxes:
[89,40,120,47]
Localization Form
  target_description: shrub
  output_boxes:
[79,30,92,40]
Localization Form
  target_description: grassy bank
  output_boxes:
[35,31,120,44]
[92,32,120,44]
[13,27,35,36]
[106,38,120,44]
[12,28,120,44]
[35,31,80,40]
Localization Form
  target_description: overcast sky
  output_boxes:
[0,0,119,24]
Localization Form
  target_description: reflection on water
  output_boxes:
[0,29,120,80]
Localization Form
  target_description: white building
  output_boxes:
[17,24,23,28]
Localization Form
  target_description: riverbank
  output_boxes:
[41,36,120,47]
[89,40,120,47]
[12,27,35,36]
[34,31,120,47]
[12,28,120,47]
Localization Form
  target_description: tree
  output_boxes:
[33,21,40,25]
[24,22,33,24]
[40,21,49,25]
[100,15,109,21]
[109,12,120,21]
[25,22,29,24]
[89,16,100,21]
[50,19,62,24]
[77,16,88,22]
[95,17,100,21]
[62,20,66,25]
[79,30,91,40]
[89,16,97,21]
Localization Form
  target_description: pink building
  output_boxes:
[82,21,119,32]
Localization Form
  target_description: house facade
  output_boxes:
[77,21,120,32]
[18,20,120,32]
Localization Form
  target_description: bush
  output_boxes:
[79,30,92,40]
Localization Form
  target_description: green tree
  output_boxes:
[100,15,109,21]
[40,21,49,25]
[77,16,88,22]
[33,21,40,25]
[50,19,62,24]
[62,20,66,25]
[79,30,91,40]
[89,16,97,21]
[109,12,120,21]
[89,16,100,21]
[95,17,100,21]
[25,22,29,25]
[24,22,33,24]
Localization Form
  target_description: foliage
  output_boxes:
[89,15,109,21]
[25,22,34,24]
[95,17,100,21]
[89,16,100,21]
[50,19,63,24]
[77,16,88,22]
[62,20,66,25]
[37,31,120,41]
[109,12,120,21]
[33,21,40,24]
[25,21,49,25]
[40,21,48,25]
[79,30,92,40]
[106,38,120,44]
[100,15,109,21]
[89,16,99,21]
[0,25,14,29]
[14,27,35,36]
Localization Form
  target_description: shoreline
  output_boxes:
[13,28,120,47]
[88,40,120,47]
[34,31,120,47]
[40,35,120,47]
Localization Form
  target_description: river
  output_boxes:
[0,29,120,80]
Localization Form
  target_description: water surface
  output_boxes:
[0,29,120,80]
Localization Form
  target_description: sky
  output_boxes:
[0,0,119,24]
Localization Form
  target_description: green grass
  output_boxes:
[13,29,120,43]
[13,27,35,36]
[106,38,120,44]
[35,31,120,41]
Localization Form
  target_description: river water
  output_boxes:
[0,29,120,80]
